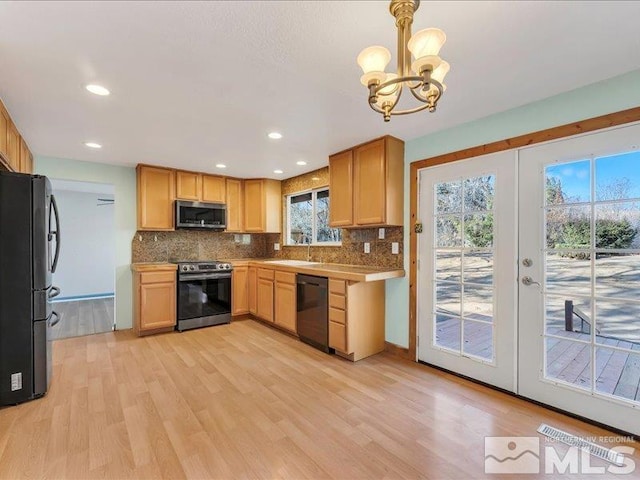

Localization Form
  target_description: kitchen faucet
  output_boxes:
[306,235,312,262]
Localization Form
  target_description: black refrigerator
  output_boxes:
[0,171,61,405]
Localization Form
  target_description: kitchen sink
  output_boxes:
[262,260,320,266]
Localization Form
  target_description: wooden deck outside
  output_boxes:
[435,317,640,402]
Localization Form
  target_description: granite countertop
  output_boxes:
[130,262,178,272]
[226,258,404,282]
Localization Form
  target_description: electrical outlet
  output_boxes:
[364,242,371,254]
[392,242,399,254]
[378,228,385,240]
[274,243,280,251]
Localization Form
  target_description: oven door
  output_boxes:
[177,273,232,321]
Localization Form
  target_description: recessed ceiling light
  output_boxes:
[311,176,320,181]
[296,161,307,166]
[274,169,284,174]
[215,164,226,169]
[85,84,110,96]
[268,132,282,140]
[84,142,102,149]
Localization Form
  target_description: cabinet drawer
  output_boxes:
[258,268,275,280]
[329,293,346,310]
[329,321,347,353]
[329,306,346,325]
[140,271,175,284]
[275,271,295,284]
[329,279,346,295]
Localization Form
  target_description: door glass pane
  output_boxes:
[595,300,640,346]
[545,337,591,390]
[435,282,460,316]
[463,321,493,360]
[546,252,590,296]
[463,285,493,321]
[545,159,591,205]
[595,253,640,299]
[463,175,495,212]
[435,315,461,351]
[464,213,493,247]
[594,202,640,249]
[596,347,640,401]
[436,216,462,247]
[546,205,591,249]
[463,251,493,285]
[436,181,462,213]
[436,251,461,282]
[595,152,640,201]
[545,295,591,340]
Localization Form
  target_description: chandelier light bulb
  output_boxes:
[376,73,400,108]
[357,46,391,86]
[431,61,450,85]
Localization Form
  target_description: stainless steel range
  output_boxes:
[176,261,233,332]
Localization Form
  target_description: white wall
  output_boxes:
[35,157,136,330]
[52,188,115,299]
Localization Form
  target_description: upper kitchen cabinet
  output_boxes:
[0,103,8,165]
[137,165,176,231]
[176,171,226,203]
[0,99,34,174]
[5,121,20,172]
[328,150,353,227]
[244,179,281,233]
[19,138,33,174]
[175,170,201,200]
[225,178,244,232]
[329,136,404,228]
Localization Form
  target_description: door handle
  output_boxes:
[522,276,541,287]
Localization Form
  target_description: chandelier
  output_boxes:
[357,0,450,122]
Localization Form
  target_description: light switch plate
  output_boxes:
[378,228,385,240]
[391,242,399,254]
[274,243,280,251]
[364,242,371,254]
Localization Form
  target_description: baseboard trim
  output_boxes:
[384,341,413,361]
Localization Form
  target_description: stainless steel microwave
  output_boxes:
[175,200,227,230]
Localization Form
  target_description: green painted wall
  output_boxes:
[385,68,640,348]
[34,156,137,329]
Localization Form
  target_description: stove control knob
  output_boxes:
[182,265,188,272]
[190,265,196,271]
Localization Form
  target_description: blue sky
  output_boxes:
[545,150,640,203]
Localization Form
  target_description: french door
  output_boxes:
[519,122,640,435]
[417,151,517,391]
[417,122,640,435]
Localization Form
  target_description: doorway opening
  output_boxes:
[48,179,116,340]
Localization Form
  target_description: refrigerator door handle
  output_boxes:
[49,194,61,273]
[49,286,61,299]
[50,311,61,327]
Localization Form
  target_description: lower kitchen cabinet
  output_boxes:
[132,265,178,336]
[274,271,296,333]
[328,278,385,361]
[256,269,274,322]
[231,265,249,315]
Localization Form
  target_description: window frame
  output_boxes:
[285,187,342,246]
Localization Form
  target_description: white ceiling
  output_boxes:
[1,1,640,179]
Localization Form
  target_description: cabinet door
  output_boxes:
[354,138,386,225]
[225,178,243,232]
[137,165,176,230]
[6,122,20,172]
[19,138,30,174]
[0,107,8,163]
[202,175,226,203]
[248,267,257,315]
[232,266,249,315]
[176,171,201,200]
[140,282,176,330]
[256,278,274,322]
[329,150,354,227]
[244,179,265,232]
[274,281,297,333]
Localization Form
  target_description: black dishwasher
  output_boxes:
[296,274,329,353]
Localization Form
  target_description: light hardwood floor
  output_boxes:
[0,319,638,479]
[51,298,114,340]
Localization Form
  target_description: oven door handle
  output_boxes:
[179,273,232,281]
